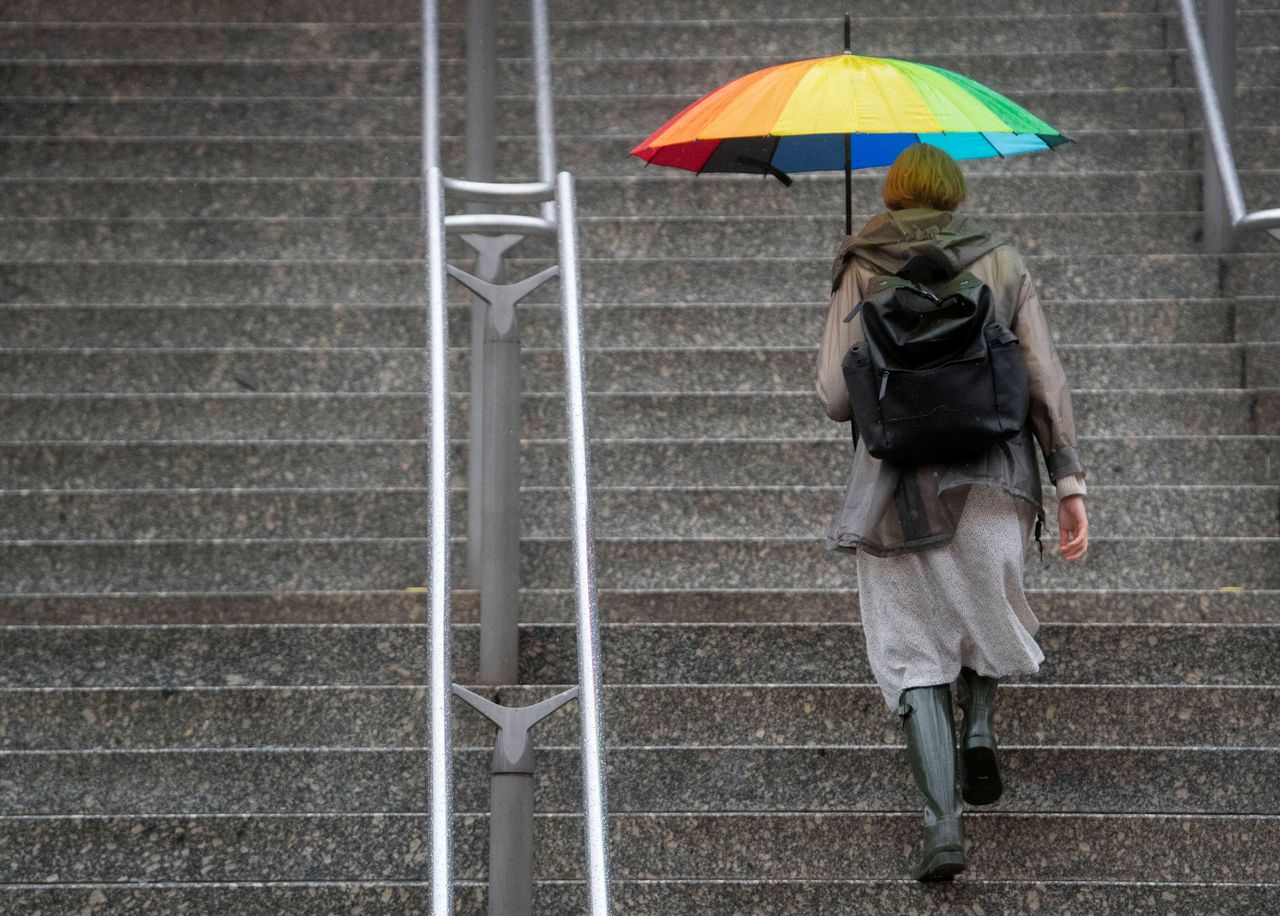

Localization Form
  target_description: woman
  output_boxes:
[814,143,1090,881]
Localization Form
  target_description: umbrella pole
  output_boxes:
[844,133,852,236]
[843,13,853,236]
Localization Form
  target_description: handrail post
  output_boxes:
[464,0,494,588]
[1203,0,1236,253]
[461,0,525,685]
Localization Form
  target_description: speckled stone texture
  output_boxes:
[6,252,1276,304]
[0,390,1269,445]
[0,17,1187,61]
[1,881,1276,916]
[1,812,1277,882]
[2,623,1277,689]
[3,0,1280,907]
[2,535,1274,592]
[1,341,1269,393]
[3,434,1273,491]
[0,300,1261,349]
[4,684,1278,750]
[0,586,1276,626]
[1,746,1276,816]
[2,484,1275,541]
[11,128,1280,180]
[9,51,1280,101]
[12,87,1280,138]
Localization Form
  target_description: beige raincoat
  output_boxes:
[815,207,1087,559]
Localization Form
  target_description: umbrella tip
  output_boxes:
[843,12,851,53]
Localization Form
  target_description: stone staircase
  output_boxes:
[1,0,1278,911]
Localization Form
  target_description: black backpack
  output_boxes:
[839,251,1029,464]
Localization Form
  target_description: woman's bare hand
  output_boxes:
[1059,494,1088,562]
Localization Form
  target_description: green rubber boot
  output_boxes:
[956,667,1003,805]
[898,684,966,881]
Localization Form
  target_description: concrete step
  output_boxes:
[6,128,1280,179]
[6,484,1273,540]
[2,588,1274,627]
[0,811,1273,883]
[1239,297,1280,342]
[0,49,1253,98]
[12,212,1280,260]
[5,89,1277,139]
[0,390,1270,441]
[2,622,1275,688]
[5,683,1273,750]
[3,435,1272,491]
[3,12,1276,60]
[6,880,1272,916]
[0,253,1266,304]
[0,15,1183,61]
[0,534,1273,592]
[16,170,1277,217]
[1,745,1274,816]
[0,0,1197,23]
[8,48,1280,97]
[0,342,1261,394]
[0,299,1252,349]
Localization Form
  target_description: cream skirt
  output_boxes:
[855,482,1045,710]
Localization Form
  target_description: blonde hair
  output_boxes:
[882,142,967,211]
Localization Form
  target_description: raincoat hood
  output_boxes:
[831,207,1011,293]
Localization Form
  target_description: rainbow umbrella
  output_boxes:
[630,16,1072,234]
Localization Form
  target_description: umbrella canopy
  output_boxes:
[630,52,1072,175]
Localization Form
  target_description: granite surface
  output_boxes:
[7,130,1280,182]
[0,812,1275,882]
[0,299,1253,350]
[1,435,1275,492]
[11,50,1279,100]
[0,0,1193,22]
[2,171,1252,220]
[0,389,1268,443]
[3,0,1279,905]
[0,746,1274,817]
[5,683,1277,750]
[4,252,1270,304]
[0,586,1276,626]
[2,622,1277,689]
[2,343,1252,394]
[4,484,1273,541]
[12,88,1276,139]
[0,880,1275,916]
[18,213,1280,261]
[0,534,1277,592]
[0,16,1183,61]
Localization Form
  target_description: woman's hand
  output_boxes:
[1059,494,1088,562]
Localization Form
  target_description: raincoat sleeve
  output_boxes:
[815,257,864,423]
[1008,249,1087,487]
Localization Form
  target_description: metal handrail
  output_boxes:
[1175,0,1280,249]
[554,168,613,914]
[424,161,454,916]
[422,1,613,913]
[421,3,452,914]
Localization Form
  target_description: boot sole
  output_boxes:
[962,741,1003,806]
[914,850,966,882]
